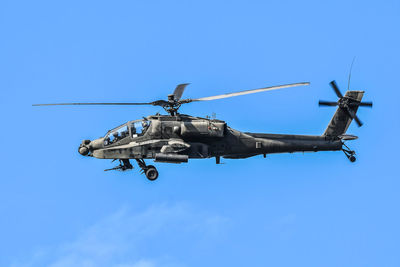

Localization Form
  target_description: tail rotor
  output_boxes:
[319,80,373,127]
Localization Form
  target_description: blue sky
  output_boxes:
[1,0,399,266]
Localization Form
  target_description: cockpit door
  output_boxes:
[149,120,162,138]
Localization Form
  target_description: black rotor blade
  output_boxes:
[346,108,363,127]
[330,80,343,98]
[358,101,373,107]
[32,102,154,107]
[150,100,169,107]
[173,83,190,101]
[319,100,338,106]
[182,82,310,102]
[353,115,363,127]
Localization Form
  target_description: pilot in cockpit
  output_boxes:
[112,131,119,142]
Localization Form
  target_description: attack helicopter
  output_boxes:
[33,80,372,181]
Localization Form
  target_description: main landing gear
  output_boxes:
[105,159,159,181]
[342,143,356,163]
[136,159,159,181]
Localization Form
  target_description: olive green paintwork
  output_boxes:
[79,98,361,163]
[35,80,371,179]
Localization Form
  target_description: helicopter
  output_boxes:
[33,80,372,181]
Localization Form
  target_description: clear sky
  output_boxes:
[1,0,399,266]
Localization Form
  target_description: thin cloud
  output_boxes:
[13,203,229,267]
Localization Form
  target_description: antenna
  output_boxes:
[347,57,356,91]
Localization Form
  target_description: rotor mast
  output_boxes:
[165,94,182,116]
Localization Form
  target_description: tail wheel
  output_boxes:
[145,165,159,181]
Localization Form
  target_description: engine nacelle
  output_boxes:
[180,121,225,137]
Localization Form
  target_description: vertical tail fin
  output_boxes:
[323,91,364,137]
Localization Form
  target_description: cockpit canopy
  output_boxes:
[104,119,151,146]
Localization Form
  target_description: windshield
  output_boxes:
[104,124,129,146]
[104,119,151,146]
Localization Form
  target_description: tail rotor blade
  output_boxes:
[353,115,363,127]
[346,108,363,127]
[330,80,343,98]
[319,100,338,106]
[358,101,373,107]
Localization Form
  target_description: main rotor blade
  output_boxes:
[186,82,310,102]
[173,83,190,101]
[32,102,153,106]
[319,100,338,106]
[330,80,343,98]
[358,101,373,107]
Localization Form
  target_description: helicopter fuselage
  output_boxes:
[79,114,342,163]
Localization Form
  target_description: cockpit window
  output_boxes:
[129,120,151,138]
[104,124,129,146]
[104,120,151,146]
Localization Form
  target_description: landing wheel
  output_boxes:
[342,143,357,163]
[145,165,158,181]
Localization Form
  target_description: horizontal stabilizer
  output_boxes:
[338,134,358,140]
